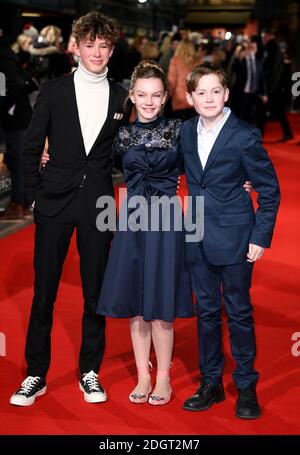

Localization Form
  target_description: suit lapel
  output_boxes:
[188,116,203,177]
[89,80,119,155]
[202,112,238,176]
[63,72,86,156]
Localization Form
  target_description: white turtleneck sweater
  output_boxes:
[74,62,109,154]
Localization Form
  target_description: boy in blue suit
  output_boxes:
[181,63,280,419]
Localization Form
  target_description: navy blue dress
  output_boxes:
[96,117,193,322]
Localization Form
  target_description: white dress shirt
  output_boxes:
[197,107,231,169]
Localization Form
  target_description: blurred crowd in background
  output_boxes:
[0,17,299,221]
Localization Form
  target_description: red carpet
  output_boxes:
[1,115,300,435]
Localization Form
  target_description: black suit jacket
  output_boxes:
[263,39,285,96]
[231,56,267,98]
[23,72,129,227]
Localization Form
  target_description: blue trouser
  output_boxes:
[189,244,259,389]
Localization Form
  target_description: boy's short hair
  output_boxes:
[186,63,229,94]
[72,11,120,46]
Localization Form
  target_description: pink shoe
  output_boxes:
[148,368,172,406]
[148,388,172,406]
[129,387,152,404]
[129,363,152,404]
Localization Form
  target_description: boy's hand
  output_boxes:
[247,243,264,262]
[244,180,253,193]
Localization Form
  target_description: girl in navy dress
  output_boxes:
[96,60,194,405]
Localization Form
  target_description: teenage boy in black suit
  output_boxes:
[10,11,129,406]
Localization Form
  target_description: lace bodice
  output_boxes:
[113,117,182,200]
[113,117,182,153]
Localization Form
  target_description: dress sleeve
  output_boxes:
[173,119,185,174]
[112,130,123,171]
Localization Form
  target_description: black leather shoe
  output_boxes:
[235,383,261,419]
[183,382,225,412]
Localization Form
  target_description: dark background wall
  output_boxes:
[0,0,187,40]
[0,0,299,67]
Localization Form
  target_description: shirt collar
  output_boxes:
[197,107,231,135]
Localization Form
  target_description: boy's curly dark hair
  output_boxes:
[72,11,120,46]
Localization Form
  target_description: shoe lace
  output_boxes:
[196,383,212,397]
[19,376,40,395]
[82,370,103,392]
[239,385,257,401]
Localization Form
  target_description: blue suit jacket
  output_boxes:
[180,112,280,265]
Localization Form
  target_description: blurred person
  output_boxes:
[157,31,169,51]
[27,25,71,86]
[231,35,268,131]
[11,34,32,66]
[178,25,189,41]
[9,11,130,407]
[211,47,226,68]
[158,32,171,59]
[65,33,79,71]
[198,42,214,64]
[126,36,147,79]
[226,40,244,75]
[223,37,237,65]
[22,23,39,42]
[0,31,33,220]
[168,40,201,119]
[39,25,62,48]
[107,27,129,83]
[159,31,181,75]
[141,40,159,61]
[159,32,182,116]
[262,28,293,141]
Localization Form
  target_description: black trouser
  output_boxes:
[25,187,112,378]
[270,97,293,138]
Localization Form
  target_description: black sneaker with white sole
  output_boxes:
[79,370,107,403]
[10,376,47,406]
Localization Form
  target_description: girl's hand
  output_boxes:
[40,149,50,168]
[176,175,181,194]
[244,180,253,193]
